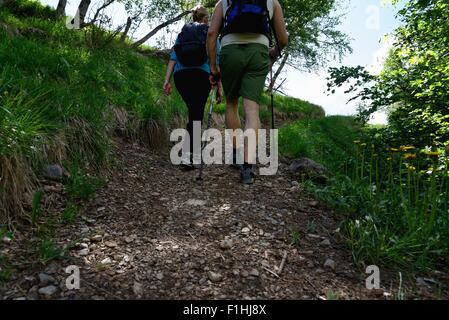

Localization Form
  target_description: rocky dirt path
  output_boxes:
[1,138,393,300]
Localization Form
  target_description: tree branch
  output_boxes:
[132,10,191,48]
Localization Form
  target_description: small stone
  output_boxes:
[291,181,300,187]
[249,269,260,277]
[80,226,89,233]
[105,241,117,248]
[133,282,144,297]
[2,236,12,243]
[155,272,164,280]
[101,258,112,265]
[208,271,223,283]
[324,259,336,271]
[240,270,249,278]
[38,273,57,286]
[319,239,331,246]
[309,201,319,207]
[241,227,250,234]
[186,199,207,206]
[155,245,164,251]
[38,285,58,298]
[76,243,88,249]
[91,235,103,242]
[78,248,89,256]
[125,236,134,244]
[97,207,106,212]
[219,239,233,250]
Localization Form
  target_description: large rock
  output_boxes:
[42,164,67,182]
[289,158,328,183]
[0,22,20,37]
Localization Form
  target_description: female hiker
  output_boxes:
[163,5,222,171]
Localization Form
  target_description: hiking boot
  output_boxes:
[180,153,195,171]
[240,163,255,185]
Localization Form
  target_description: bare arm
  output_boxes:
[164,60,176,83]
[272,0,288,50]
[207,1,223,80]
[163,60,176,95]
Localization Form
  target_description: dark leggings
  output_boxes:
[174,69,211,156]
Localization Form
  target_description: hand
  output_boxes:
[209,65,221,87]
[269,47,280,64]
[163,80,172,96]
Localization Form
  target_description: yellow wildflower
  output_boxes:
[400,145,416,151]
[404,153,417,160]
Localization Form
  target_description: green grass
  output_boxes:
[31,189,44,225]
[66,165,103,201]
[38,238,65,264]
[282,116,449,271]
[279,115,362,171]
[0,3,187,221]
[61,203,79,224]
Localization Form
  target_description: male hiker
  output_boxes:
[207,0,288,184]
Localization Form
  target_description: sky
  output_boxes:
[40,0,405,123]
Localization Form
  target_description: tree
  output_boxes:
[327,0,449,147]
[77,0,92,26]
[272,0,352,86]
[130,0,199,48]
[56,0,67,17]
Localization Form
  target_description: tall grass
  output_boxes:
[0,4,186,222]
[279,116,362,171]
[282,117,449,271]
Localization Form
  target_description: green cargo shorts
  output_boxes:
[219,43,270,104]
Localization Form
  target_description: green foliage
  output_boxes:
[306,129,449,270]
[0,267,13,282]
[0,4,186,219]
[38,238,64,264]
[327,0,449,147]
[289,227,301,247]
[31,189,44,225]
[3,0,57,20]
[61,203,79,224]
[281,0,352,70]
[279,116,361,171]
[66,165,103,201]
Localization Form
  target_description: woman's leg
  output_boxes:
[174,71,195,164]
[174,69,211,164]
[188,70,211,163]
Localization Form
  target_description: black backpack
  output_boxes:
[222,0,271,39]
[174,23,209,67]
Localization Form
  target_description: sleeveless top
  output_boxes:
[221,0,274,48]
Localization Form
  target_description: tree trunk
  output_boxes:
[77,0,92,25]
[132,10,191,48]
[272,53,289,88]
[56,0,67,17]
[120,17,133,43]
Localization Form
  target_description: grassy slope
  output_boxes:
[279,115,362,172]
[0,1,326,222]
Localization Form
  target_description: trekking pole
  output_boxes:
[196,88,217,182]
[270,66,275,131]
